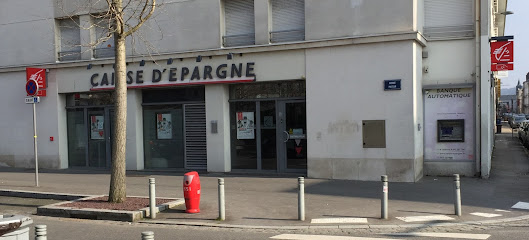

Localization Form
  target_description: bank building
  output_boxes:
[0,0,509,182]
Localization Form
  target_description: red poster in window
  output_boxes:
[491,63,514,71]
[490,41,513,64]
[26,68,46,97]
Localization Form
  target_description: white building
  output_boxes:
[0,0,508,181]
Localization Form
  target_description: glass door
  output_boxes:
[88,109,106,167]
[278,101,307,172]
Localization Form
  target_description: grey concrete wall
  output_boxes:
[0,70,63,168]
[0,0,56,66]
[305,41,419,182]
[305,0,414,40]
[205,84,231,172]
[413,42,424,180]
[126,89,144,170]
[422,40,476,86]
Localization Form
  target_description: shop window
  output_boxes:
[223,0,255,47]
[67,109,87,167]
[92,14,115,59]
[270,0,305,43]
[66,92,114,107]
[142,87,205,104]
[143,106,185,169]
[229,81,306,100]
[230,101,257,169]
[57,17,82,61]
[424,0,474,39]
[437,119,465,142]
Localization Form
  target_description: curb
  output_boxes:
[141,215,529,230]
[3,189,529,230]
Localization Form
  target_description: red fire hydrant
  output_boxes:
[183,171,201,213]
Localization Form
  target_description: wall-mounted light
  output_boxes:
[167,58,173,65]
[496,11,514,15]
[139,60,145,66]
[227,53,233,60]
[87,64,92,70]
[196,55,202,62]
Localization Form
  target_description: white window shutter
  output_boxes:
[58,17,81,61]
[424,0,474,40]
[224,0,255,46]
[271,0,305,42]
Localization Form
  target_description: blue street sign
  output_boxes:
[26,80,38,96]
[384,79,401,91]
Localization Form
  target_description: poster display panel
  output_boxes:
[157,113,172,139]
[424,88,474,161]
[90,115,104,140]
[236,112,255,139]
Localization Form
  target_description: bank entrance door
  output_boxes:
[277,101,307,172]
[87,108,114,168]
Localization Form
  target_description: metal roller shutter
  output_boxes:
[58,17,81,61]
[184,104,207,170]
[224,0,255,47]
[424,0,474,40]
[271,0,305,42]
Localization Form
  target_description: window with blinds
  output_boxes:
[270,0,305,43]
[92,15,115,59]
[58,17,81,61]
[424,0,474,40]
[223,0,255,47]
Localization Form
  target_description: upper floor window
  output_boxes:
[57,17,81,61]
[92,14,115,59]
[424,0,474,40]
[270,0,305,43]
[223,0,255,47]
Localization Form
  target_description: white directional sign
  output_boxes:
[25,96,40,104]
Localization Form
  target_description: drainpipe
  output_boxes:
[475,0,482,177]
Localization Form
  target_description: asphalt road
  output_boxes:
[2,196,529,240]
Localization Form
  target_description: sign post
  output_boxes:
[26,68,46,187]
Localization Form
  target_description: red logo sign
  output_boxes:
[491,41,513,64]
[491,63,514,71]
[26,68,46,97]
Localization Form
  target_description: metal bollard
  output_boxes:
[218,178,225,221]
[298,177,305,221]
[35,225,47,240]
[141,231,154,240]
[454,174,462,216]
[149,178,156,219]
[381,175,388,219]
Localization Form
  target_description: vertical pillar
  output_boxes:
[126,89,144,170]
[205,85,231,172]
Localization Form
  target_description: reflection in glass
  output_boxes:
[231,102,257,169]
[285,102,307,169]
[260,101,277,170]
[143,106,184,168]
[88,109,106,167]
[67,109,87,167]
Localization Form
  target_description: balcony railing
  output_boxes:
[270,29,305,43]
[223,34,255,47]
[58,51,81,61]
[94,47,115,59]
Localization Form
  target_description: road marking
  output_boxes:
[384,232,490,239]
[494,209,511,212]
[470,212,502,218]
[311,218,368,224]
[270,234,399,240]
[395,215,454,222]
[511,201,529,210]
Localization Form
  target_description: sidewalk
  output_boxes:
[1,122,529,228]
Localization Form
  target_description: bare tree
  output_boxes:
[106,0,155,203]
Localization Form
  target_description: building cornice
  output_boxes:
[0,31,426,73]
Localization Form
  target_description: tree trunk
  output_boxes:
[108,32,127,202]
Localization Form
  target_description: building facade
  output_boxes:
[0,0,507,181]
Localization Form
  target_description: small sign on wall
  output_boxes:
[384,79,401,91]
